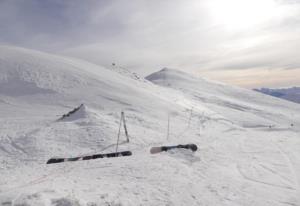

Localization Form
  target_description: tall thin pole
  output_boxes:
[167,113,170,140]
[122,111,129,142]
[115,112,123,153]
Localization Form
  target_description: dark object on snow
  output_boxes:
[150,144,198,154]
[46,150,132,164]
[116,111,130,153]
[58,104,84,121]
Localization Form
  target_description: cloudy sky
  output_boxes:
[0,0,300,88]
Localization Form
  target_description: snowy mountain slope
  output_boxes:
[0,47,299,206]
[146,68,300,128]
[0,46,189,168]
[0,46,175,111]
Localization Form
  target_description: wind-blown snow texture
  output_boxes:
[0,46,300,206]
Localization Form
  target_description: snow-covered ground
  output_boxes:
[0,46,299,206]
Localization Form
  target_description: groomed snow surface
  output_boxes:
[0,46,300,206]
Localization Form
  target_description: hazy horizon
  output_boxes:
[1,0,300,88]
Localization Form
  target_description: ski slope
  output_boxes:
[0,46,300,206]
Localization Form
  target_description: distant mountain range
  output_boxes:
[254,87,300,104]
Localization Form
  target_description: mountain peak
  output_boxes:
[145,68,198,83]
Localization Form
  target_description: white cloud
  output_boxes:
[0,0,300,88]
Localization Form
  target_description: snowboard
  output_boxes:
[46,150,132,164]
[150,144,197,154]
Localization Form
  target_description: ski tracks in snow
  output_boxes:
[235,131,300,205]
[275,141,300,203]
